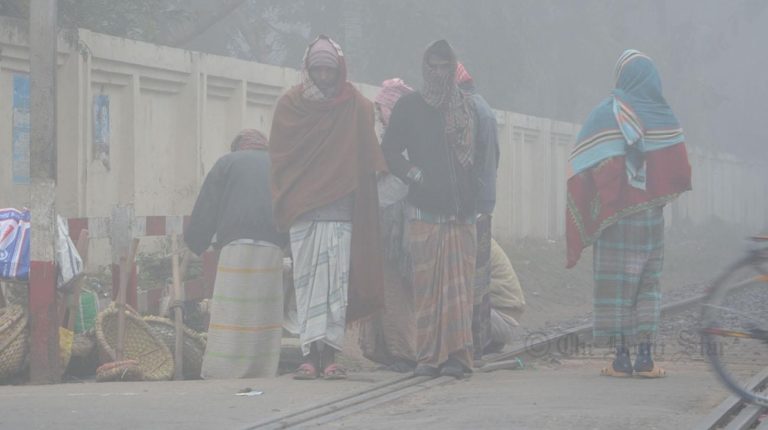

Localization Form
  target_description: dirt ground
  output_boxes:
[495,217,747,334]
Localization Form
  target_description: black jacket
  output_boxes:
[381,92,481,218]
[184,149,286,255]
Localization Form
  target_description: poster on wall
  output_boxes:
[12,74,30,185]
[92,94,110,169]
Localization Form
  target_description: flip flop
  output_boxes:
[323,363,347,380]
[440,364,465,379]
[293,363,318,380]
[414,364,439,378]
[635,367,667,378]
[601,367,633,378]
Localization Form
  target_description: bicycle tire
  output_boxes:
[700,255,768,406]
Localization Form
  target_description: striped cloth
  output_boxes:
[290,221,351,356]
[566,51,689,269]
[471,215,493,358]
[409,219,476,370]
[569,50,685,185]
[201,240,283,379]
[592,206,664,346]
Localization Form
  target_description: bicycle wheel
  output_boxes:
[700,256,768,406]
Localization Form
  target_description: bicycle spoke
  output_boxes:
[701,327,768,341]
[701,303,767,326]
[700,257,768,406]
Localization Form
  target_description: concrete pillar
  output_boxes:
[28,0,60,384]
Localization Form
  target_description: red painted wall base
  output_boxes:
[28,260,60,384]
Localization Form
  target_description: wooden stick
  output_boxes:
[67,229,89,332]
[170,234,188,380]
[115,238,139,362]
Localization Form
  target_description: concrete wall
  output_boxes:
[2,18,767,251]
[492,113,768,239]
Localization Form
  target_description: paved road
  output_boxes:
[326,359,730,430]
[0,359,732,430]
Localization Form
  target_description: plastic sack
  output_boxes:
[0,208,31,281]
[56,215,83,288]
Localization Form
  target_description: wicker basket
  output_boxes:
[0,305,28,383]
[96,360,144,382]
[70,332,95,359]
[143,316,206,380]
[95,304,174,381]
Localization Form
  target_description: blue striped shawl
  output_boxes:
[570,50,685,190]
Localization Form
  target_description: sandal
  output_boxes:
[635,367,667,378]
[601,346,633,377]
[440,357,465,379]
[387,359,416,373]
[293,363,318,380]
[440,364,464,379]
[600,366,633,377]
[323,363,347,380]
[414,364,439,378]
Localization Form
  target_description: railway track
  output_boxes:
[243,292,710,429]
[694,368,768,430]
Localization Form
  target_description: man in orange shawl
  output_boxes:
[269,35,387,380]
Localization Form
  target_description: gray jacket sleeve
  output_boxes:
[473,94,499,214]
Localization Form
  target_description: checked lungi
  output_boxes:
[592,206,664,346]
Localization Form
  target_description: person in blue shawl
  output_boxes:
[566,50,691,378]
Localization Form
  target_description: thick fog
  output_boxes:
[183,0,767,161]
[4,0,759,159]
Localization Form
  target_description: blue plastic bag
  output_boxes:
[0,208,31,281]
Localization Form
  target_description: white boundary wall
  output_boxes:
[2,19,766,247]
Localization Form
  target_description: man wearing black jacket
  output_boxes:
[382,40,494,379]
[185,129,287,379]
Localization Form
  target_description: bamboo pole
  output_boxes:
[115,238,139,362]
[170,235,189,380]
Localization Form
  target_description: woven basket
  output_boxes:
[96,359,144,382]
[143,316,206,380]
[59,327,73,372]
[70,332,95,359]
[95,304,174,381]
[0,305,28,383]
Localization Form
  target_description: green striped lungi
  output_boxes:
[592,206,664,346]
[201,240,283,379]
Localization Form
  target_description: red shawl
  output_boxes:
[269,84,388,321]
[565,143,691,268]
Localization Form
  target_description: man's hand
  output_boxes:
[406,166,424,185]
